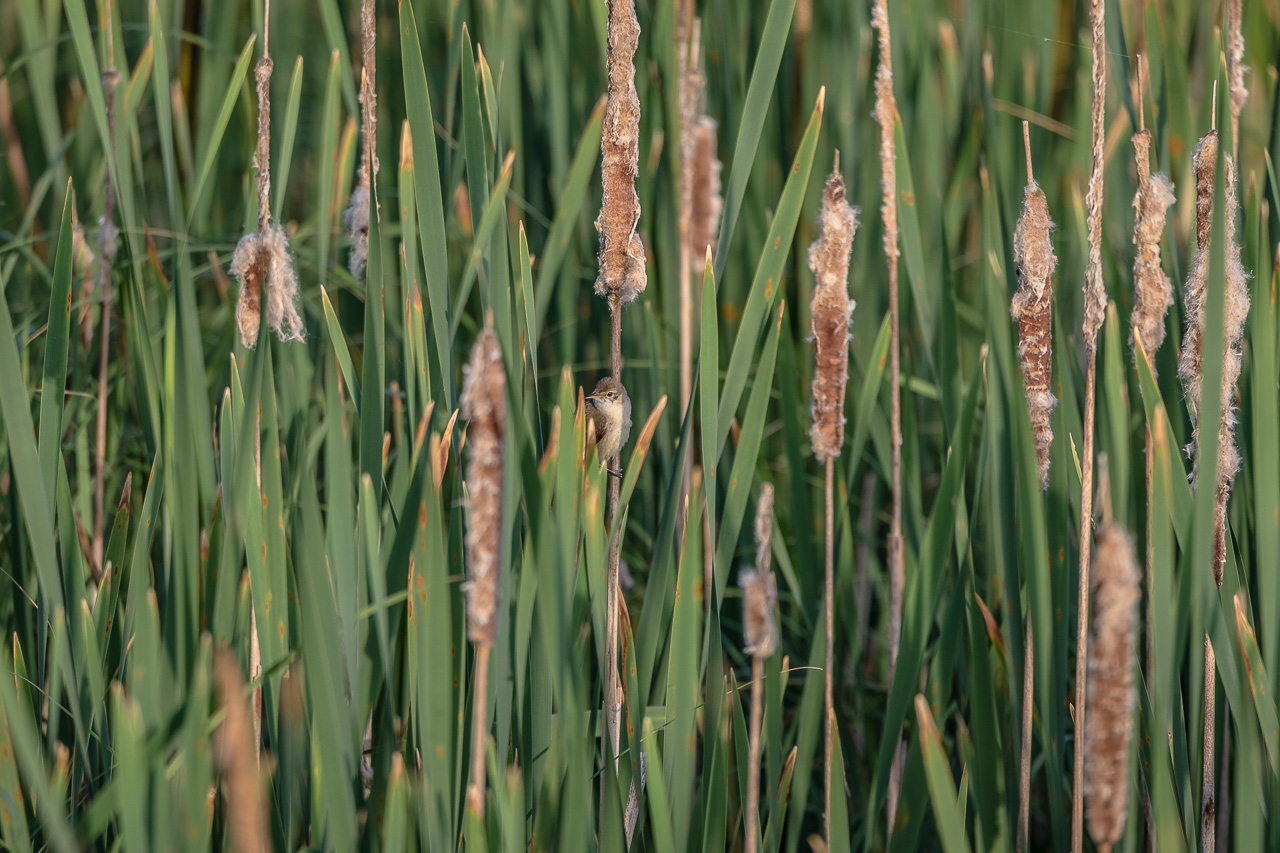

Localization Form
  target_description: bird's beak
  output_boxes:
[584,394,598,401]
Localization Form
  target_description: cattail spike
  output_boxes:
[214,652,270,853]
[690,117,722,263]
[1010,133,1058,489]
[1226,0,1247,159]
[1129,120,1176,369]
[1082,0,1108,352]
[741,484,778,659]
[807,166,859,462]
[595,0,646,306]
[461,327,506,647]
[1084,523,1141,849]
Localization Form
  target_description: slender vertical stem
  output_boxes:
[468,646,491,816]
[93,0,120,578]
[1018,619,1034,853]
[745,655,765,853]
[1073,359,1098,851]
[824,458,835,846]
[1075,0,1107,844]
[605,296,624,771]
[1202,636,1216,853]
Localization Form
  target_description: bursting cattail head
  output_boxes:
[461,328,506,648]
[1011,173,1058,489]
[230,226,304,348]
[1084,522,1140,849]
[741,483,778,658]
[345,182,370,279]
[1226,0,1247,154]
[689,117,722,263]
[1178,128,1218,426]
[871,0,898,261]
[1082,0,1107,352]
[1129,129,1176,366]
[807,165,859,462]
[595,0,647,306]
[1209,159,1252,585]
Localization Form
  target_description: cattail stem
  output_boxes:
[605,296,624,771]
[1018,620,1033,853]
[467,646,491,816]
[1202,636,1216,852]
[742,483,776,853]
[807,156,856,845]
[872,0,904,827]
[92,0,120,580]
[745,654,764,853]
[824,458,835,841]
[1074,3,1107,848]
[598,0,644,805]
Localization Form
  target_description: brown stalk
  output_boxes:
[872,0,907,833]
[807,156,857,846]
[214,651,269,853]
[1130,61,1176,846]
[742,484,777,853]
[92,0,121,579]
[461,327,506,815]
[1202,636,1216,852]
[597,0,645,819]
[1084,523,1141,853]
[1072,3,1107,849]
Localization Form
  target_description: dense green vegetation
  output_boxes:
[2,0,1279,850]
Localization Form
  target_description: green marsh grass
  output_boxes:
[4,1,1280,850]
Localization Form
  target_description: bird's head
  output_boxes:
[586,377,631,425]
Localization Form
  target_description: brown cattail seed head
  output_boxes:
[345,182,370,279]
[754,482,775,578]
[595,0,647,306]
[871,0,898,262]
[1178,129,1218,428]
[808,168,859,462]
[461,329,506,648]
[213,651,270,853]
[1082,0,1107,352]
[1011,180,1058,489]
[1226,0,1247,155]
[741,483,778,659]
[230,226,304,348]
[1084,522,1140,848]
[1129,129,1176,367]
[689,117,722,264]
[1212,160,1251,584]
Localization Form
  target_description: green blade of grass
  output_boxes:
[37,181,74,516]
[717,90,823,456]
[712,0,798,281]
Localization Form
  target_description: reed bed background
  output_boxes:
[2,0,1280,850]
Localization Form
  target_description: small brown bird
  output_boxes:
[585,377,632,474]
